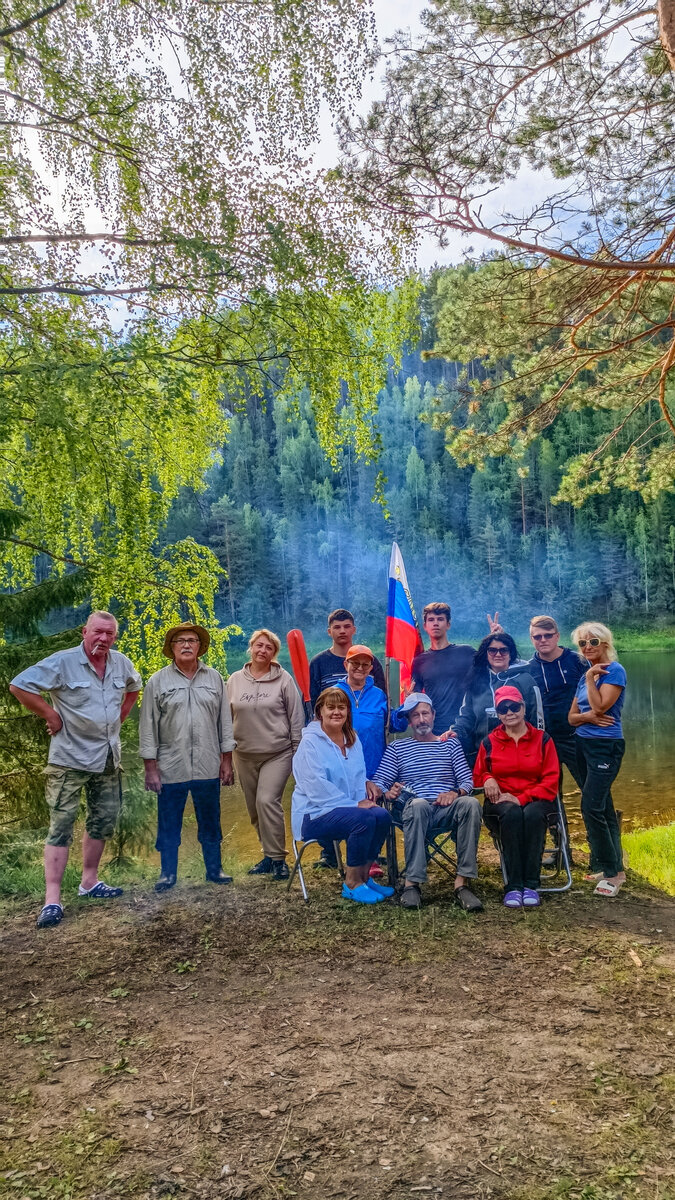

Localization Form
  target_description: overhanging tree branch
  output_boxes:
[0,0,70,40]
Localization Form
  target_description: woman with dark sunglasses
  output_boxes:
[568,622,627,897]
[474,685,560,909]
[448,633,544,766]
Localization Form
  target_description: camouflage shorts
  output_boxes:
[44,756,122,847]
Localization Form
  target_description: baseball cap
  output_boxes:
[494,685,525,707]
[401,691,434,716]
[344,644,374,662]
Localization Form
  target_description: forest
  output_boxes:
[163,271,675,647]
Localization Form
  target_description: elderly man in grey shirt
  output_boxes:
[10,611,142,929]
[139,621,236,892]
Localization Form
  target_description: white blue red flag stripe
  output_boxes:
[385,542,424,689]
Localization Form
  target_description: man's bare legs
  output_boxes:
[44,845,69,906]
[44,833,106,905]
[81,832,106,891]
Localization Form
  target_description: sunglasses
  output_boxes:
[532,632,556,641]
[496,701,523,714]
[578,638,601,647]
[487,646,509,655]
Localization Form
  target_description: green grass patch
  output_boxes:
[624,822,675,894]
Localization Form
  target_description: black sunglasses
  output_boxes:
[487,645,509,654]
[578,638,601,647]
[496,701,523,714]
[532,632,556,640]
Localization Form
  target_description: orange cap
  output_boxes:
[344,644,374,662]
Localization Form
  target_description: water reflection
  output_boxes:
[608,652,675,831]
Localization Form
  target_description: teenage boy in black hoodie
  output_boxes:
[528,615,585,787]
[528,615,585,865]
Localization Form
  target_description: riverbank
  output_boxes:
[1,855,674,1200]
[624,823,675,895]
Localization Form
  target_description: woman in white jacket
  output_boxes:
[292,688,393,905]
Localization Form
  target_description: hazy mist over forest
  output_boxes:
[163,273,675,653]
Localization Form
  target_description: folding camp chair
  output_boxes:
[483,793,573,894]
[286,838,345,903]
[385,789,458,887]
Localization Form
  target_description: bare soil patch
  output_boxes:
[1,871,675,1200]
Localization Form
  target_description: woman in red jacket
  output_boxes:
[474,685,559,910]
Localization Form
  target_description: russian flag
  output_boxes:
[385,542,424,691]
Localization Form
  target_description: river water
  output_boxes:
[212,650,675,862]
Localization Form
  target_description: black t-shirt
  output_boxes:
[309,649,387,707]
[411,643,475,735]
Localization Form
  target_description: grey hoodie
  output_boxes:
[227,662,304,756]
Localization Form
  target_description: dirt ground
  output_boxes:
[1,865,675,1200]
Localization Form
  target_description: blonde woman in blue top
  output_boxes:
[568,622,627,897]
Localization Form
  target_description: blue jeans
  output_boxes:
[156,778,222,852]
[302,805,391,867]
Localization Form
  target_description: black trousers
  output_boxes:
[576,737,625,877]
[484,799,553,891]
[553,731,585,790]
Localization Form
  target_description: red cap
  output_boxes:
[494,685,524,707]
[344,644,374,662]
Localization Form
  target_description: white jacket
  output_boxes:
[291,721,367,840]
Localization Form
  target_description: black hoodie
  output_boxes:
[528,647,585,738]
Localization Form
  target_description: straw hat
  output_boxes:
[162,621,210,658]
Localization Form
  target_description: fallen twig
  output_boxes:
[54,1054,104,1067]
[479,1159,502,1178]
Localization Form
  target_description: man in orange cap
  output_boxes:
[139,622,236,891]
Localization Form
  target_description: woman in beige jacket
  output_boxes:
[227,629,304,880]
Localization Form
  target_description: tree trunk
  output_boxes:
[659,0,675,71]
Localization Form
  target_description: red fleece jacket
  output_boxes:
[473,723,559,806]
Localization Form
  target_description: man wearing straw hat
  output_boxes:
[140,621,236,891]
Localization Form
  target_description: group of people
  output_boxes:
[9,601,627,929]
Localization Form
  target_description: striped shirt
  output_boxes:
[373,738,473,802]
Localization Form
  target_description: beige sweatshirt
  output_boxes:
[227,662,304,756]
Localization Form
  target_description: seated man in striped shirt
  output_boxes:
[369,694,482,912]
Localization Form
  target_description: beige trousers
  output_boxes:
[234,748,292,860]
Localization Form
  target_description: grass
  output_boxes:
[623,822,675,895]
[0,824,242,906]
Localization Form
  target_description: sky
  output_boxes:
[353,0,565,270]
[27,0,559,311]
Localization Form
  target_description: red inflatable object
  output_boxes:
[286,628,311,703]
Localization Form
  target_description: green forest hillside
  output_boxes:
[164,280,675,645]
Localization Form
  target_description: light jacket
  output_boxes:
[139,661,234,784]
[291,721,367,840]
[334,675,388,778]
[227,662,304,757]
[453,662,544,764]
[473,723,559,806]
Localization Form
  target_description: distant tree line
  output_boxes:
[165,275,675,643]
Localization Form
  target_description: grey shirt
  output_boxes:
[139,661,236,784]
[11,644,142,772]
